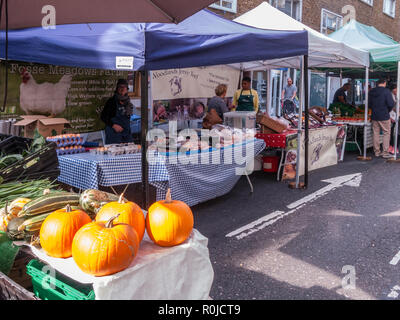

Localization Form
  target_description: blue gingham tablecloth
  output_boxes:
[58,139,265,207]
[58,152,169,191]
[152,138,266,207]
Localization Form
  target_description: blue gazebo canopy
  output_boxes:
[0,9,308,71]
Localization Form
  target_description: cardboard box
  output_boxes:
[14,116,71,138]
[256,114,287,134]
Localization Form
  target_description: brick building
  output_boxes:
[209,0,399,112]
[209,0,400,41]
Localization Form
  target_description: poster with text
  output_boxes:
[0,61,130,133]
[151,65,240,100]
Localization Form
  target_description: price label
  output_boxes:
[116,56,134,70]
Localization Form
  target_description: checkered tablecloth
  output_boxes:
[58,139,265,207]
[152,139,266,206]
[58,152,169,190]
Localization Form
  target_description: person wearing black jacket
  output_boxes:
[369,79,395,158]
[100,79,134,145]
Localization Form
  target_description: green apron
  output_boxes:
[237,89,255,111]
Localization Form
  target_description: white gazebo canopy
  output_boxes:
[233,2,370,70]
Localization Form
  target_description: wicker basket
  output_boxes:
[0,247,39,300]
[260,125,278,134]
[256,114,287,134]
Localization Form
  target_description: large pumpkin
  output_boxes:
[146,189,194,247]
[39,205,92,258]
[95,194,145,242]
[72,214,139,276]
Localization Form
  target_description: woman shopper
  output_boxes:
[208,84,229,119]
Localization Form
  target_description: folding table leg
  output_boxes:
[277,149,286,182]
[245,171,254,194]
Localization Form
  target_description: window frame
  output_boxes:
[269,0,303,21]
[209,0,237,14]
[383,0,396,18]
[359,0,373,6]
[320,8,344,35]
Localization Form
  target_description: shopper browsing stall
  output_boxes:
[100,79,134,145]
[233,77,259,112]
[369,79,395,158]
[333,82,354,108]
[208,84,229,119]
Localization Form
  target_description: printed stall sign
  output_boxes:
[282,126,346,181]
[151,65,240,125]
[0,61,130,133]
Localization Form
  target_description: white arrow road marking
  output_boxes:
[390,250,400,266]
[287,173,363,210]
[387,285,400,299]
[226,173,362,240]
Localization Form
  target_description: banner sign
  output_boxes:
[151,65,240,100]
[282,126,346,180]
[0,61,130,133]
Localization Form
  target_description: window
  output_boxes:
[269,0,302,21]
[209,0,237,13]
[321,9,343,35]
[359,0,373,6]
[383,0,396,17]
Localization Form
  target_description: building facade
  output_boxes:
[209,0,400,113]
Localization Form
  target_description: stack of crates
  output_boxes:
[26,260,95,300]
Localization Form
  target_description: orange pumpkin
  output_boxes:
[146,189,194,247]
[40,205,92,258]
[95,194,145,242]
[72,214,139,276]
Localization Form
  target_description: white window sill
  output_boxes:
[209,4,237,14]
[383,11,396,18]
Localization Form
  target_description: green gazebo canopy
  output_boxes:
[328,19,400,72]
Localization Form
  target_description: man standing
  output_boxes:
[333,82,352,106]
[369,79,395,158]
[282,77,297,102]
[233,77,259,113]
[281,77,297,114]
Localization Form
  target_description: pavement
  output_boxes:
[192,150,400,300]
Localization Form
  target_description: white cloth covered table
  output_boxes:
[27,229,214,300]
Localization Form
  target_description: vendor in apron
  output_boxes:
[233,76,259,112]
[100,79,134,145]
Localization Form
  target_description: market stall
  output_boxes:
[0,9,308,204]
[0,9,309,300]
[233,2,370,187]
[255,109,346,181]
[329,20,400,160]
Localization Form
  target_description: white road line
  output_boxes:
[390,250,400,266]
[225,211,285,238]
[226,173,362,240]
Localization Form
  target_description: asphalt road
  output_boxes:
[192,150,400,300]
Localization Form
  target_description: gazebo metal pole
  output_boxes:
[388,61,400,163]
[304,55,309,189]
[358,67,372,161]
[364,68,369,159]
[295,56,304,189]
[140,70,149,210]
[395,61,400,160]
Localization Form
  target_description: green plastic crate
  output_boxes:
[26,259,95,300]
[345,143,360,152]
